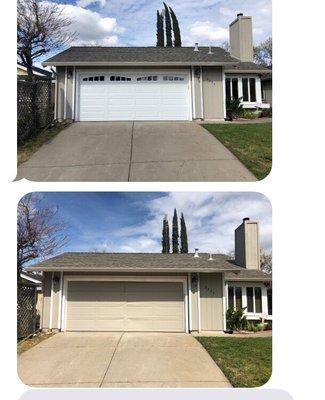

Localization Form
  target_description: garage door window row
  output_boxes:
[82,76,105,82]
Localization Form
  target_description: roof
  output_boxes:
[225,268,272,282]
[225,61,272,74]
[27,252,244,273]
[43,46,239,67]
[17,63,53,78]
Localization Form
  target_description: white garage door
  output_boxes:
[66,281,185,332]
[78,71,190,121]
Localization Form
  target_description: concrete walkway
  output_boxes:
[18,332,232,388]
[17,122,255,182]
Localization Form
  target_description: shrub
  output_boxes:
[260,107,272,117]
[242,109,258,120]
[226,97,243,121]
[226,307,247,331]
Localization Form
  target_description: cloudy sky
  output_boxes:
[41,0,271,49]
[23,192,272,258]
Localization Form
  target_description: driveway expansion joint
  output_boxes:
[99,332,124,388]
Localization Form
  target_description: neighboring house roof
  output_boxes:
[225,61,271,74]
[17,63,53,78]
[20,271,43,284]
[27,252,245,273]
[43,46,240,67]
[225,268,272,282]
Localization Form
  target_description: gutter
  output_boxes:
[27,267,242,273]
[42,61,240,67]
[225,69,272,74]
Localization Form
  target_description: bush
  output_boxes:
[226,97,243,121]
[242,110,258,120]
[226,307,247,331]
[260,107,272,118]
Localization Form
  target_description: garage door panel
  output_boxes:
[78,71,190,121]
[66,280,185,332]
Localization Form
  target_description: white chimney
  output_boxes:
[194,43,199,52]
[194,248,200,257]
[229,13,253,62]
[234,217,260,270]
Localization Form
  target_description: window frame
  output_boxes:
[225,74,261,104]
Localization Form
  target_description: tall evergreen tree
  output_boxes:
[172,208,179,253]
[169,6,182,47]
[163,2,173,47]
[180,212,188,253]
[161,214,170,253]
[156,10,164,47]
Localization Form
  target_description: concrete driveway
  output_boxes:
[18,332,232,388]
[17,122,255,182]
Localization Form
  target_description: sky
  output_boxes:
[39,1,272,52]
[21,192,272,258]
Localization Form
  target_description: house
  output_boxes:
[19,271,44,321]
[42,13,271,122]
[27,217,272,333]
[17,63,53,80]
[261,74,272,106]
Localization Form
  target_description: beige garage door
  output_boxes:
[66,281,185,332]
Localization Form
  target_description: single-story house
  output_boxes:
[43,13,271,122]
[261,74,272,106]
[17,63,53,80]
[27,217,272,333]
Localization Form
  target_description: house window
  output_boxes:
[267,288,272,316]
[110,76,132,81]
[249,78,256,102]
[163,76,185,81]
[235,287,242,309]
[242,78,249,101]
[82,76,105,82]
[225,77,239,101]
[255,287,262,313]
[228,286,234,309]
[246,287,254,312]
[137,76,158,81]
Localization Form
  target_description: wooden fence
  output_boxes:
[17,77,53,144]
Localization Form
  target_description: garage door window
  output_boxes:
[82,76,105,82]
[110,76,132,81]
[163,76,185,81]
[136,76,158,81]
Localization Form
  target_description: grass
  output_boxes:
[17,332,54,355]
[202,122,272,180]
[196,336,272,387]
[17,121,71,165]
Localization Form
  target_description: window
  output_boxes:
[267,288,272,316]
[242,78,249,101]
[137,76,158,81]
[110,75,131,81]
[82,76,105,82]
[247,287,254,312]
[249,78,256,102]
[228,286,234,309]
[235,287,242,309]
[225,77,239,101]
[255,287,262,313]
[163,76,185,81]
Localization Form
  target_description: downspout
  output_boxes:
[72,66,76,121]
[197,272,201,332]
[222,273,227,331]
[191,66,196,119]
[188,272,192,332]
[222,67,227,120]
[200,66,204,120]
[64,66,67,120]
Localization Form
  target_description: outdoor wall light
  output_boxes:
[194,67,201,79]
[52,275,60,285]
[191,273,198,285]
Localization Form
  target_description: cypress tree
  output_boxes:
[180,212,188,253]
[163,2,173,47]
[161,214,170,253]
[169,6,182,47]
[156,10,164,47]
[172,208,179,253]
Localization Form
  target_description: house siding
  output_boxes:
[202,67,224,120]
[200,273,224,331]
[41,272,52,329]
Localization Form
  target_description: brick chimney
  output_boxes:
[235,217,260,269]
[229,13,253,62]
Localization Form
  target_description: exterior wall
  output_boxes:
[56,65,225,122]
[17,67,28,76]
[200,273,224,331]
[189,273,199,330]
[235,220,260,269]
[229,16,253,62]
[262,79,272,106]
[41,272,52,329]
[202,67,224,119]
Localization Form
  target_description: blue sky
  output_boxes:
[40,1,271,51]
[22,192,272,258]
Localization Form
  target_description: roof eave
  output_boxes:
[225,69,272,74]
[225,277,272,282]
[42,61,239,67]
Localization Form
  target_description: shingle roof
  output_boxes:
[225,269,272,282]
[17,62,53,77]
[225,61,271,74]
[27,252,243,273]
[43,46,239,66]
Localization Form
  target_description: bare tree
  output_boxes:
[17,194,69,278]
[260,250,272,274]
[17,0,75,79]
[254,37,272,68]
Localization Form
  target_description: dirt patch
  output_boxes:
[17,332,55,354]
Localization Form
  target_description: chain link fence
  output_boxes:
[17,77,54,145]
[17,283,38,339]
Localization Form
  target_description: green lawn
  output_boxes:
[196,336,272,387]
[203,122,272,180]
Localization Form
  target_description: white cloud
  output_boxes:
[189,21,229,42]
[44,2,124,46]
[76,0,107,8]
